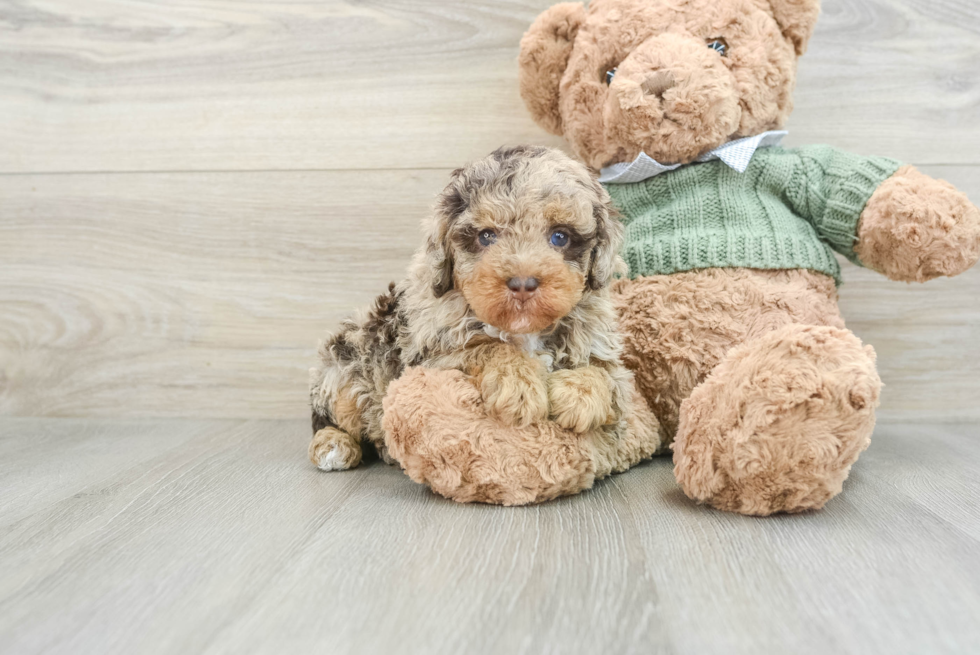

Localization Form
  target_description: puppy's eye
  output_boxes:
[604,67,617,85]
[478,229,497,247]
[708,39,728,57]
[550,230,569,248]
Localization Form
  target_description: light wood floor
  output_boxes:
[1,0,979,653]
[1,418,978,654]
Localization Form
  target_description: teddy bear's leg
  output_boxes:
[613,269,847,448]
[672,324,880,516]
[590,382,663,479]
[382,367,597,506]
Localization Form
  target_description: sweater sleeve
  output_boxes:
[784,145,902,266]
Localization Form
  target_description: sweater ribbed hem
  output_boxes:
[622,234,843,285]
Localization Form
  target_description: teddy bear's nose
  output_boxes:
[641,71,675,99]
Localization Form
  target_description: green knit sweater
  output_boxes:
[604,145,901,285]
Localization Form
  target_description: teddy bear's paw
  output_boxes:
[548,367,615,433]
[857,166,980,282]
[480,360,549,428]
[309,427,362,471]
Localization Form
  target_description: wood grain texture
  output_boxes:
[0,0,566,174]
[0,0,978,420]
[0,170,443,417]
[0,418,977,655]
[1,0,979,174]
[1,166,977,419]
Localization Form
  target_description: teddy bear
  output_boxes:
[382,0,980,514]
[513,0,980,515]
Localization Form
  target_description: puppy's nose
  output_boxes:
[507,276,539,301]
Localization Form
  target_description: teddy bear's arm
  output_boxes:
[787,147,980,281]
[785,145,901,266]
[854,166,980,282]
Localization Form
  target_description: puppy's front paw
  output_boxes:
[548,367,614,433]
[480,358,549,427]
[309,427,362,471]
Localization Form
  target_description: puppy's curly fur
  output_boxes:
[309,145,641,471]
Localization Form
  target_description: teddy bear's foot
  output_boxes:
[382,367,660,505]
[309,427,362,471]
[673,324,880,516]
[382,367,598,505]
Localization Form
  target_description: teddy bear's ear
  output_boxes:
[769,0,821,55]
[518,2,586,136]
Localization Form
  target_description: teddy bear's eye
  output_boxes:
[605,67,617,85]
[708,39,728,57]
[478,229,497,247]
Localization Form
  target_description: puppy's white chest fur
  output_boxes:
[482,326,554,370]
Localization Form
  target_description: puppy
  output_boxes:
[309,145,637,470]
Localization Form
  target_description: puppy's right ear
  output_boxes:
[425,168,467,298]
[586,183,625,291]
[518,2,586,136]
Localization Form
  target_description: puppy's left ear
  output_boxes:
[769,0,820,55]
[587,184,625,291]
[425,169,466,298]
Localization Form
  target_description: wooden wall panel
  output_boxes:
[0,0,978,173]
[0,0,978,419]
[0,170,445,417]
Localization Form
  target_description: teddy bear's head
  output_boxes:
[519,0,820,169]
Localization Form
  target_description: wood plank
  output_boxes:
[837,164,980,421]
[1,0,979,174]
[0,0,565,174]
[0,418,977,654]
[787,0,980,162]
[0,169,447,418]
[0,417,225,528]
[1,166,978,419]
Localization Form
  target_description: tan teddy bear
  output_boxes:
[381,0,980,514]
[515,0,980,514]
